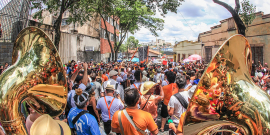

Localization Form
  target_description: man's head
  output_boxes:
[74,89,89,109]
[167,71,176,84]
[124,88,140,107]
[175,75,186,89]
[105,84,115,94]
[135,66,139,70]
[90,73,96,81]
[75,75,83,84]
[134,70,142,81]
[109,70,118,80]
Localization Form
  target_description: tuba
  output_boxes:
[184,35,270,135]
[0,27,67,134]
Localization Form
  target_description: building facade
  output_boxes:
[0,0,30,65]
[199,12,270,64]
[41,11,120,62]
[173,40,202,62]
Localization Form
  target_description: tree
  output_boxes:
[213,0,256,36]
[31,0,82,49]
[126,36,139,49]
[239,0,256,30]
[81,0,165,61]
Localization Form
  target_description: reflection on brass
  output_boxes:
[184,35,270,135]
[0,27,67,134]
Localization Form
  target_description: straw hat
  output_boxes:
[30,114,71,135]
[140,81,157,95]
[106,84,115,91]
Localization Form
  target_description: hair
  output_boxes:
[169,64,172,68]
[121,68,124,72]
[167,71,176,83]
[79,71,84,75]
[124,88,140,107]
[106,89,114,93]
[87,69,92,75]
[175,75,186,89]
[134,70,142,81]
[73,92,89,109]
[186,75,190,81]
[90,73,96,80]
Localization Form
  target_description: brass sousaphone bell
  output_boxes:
[0,27,67,134]
[184,35,270,135]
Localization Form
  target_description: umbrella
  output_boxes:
[130,58,139,62]
[188,54,201,61]
[183,58,191,63]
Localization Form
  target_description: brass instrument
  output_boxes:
[0,27,67,134]
[184,35,270,135]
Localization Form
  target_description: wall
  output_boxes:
[0,42,13,65]
[77,51,101,62]
[173,40,202,62]
[199,12,270,64]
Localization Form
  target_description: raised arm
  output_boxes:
[70,65,82,83]
[82,63,88,86]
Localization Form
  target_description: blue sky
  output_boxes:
[133,0,270,45]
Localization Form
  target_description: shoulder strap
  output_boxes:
[141,95,152,110]
[123,109,146,135]
[118,111,125,135]
[174,93,188,109]
[72,111,89,125]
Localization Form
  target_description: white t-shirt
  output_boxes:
[168,91,189,124]
[96,96,124,122]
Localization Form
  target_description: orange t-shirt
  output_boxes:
[102,74,108,81]
[163,83,178,105]
[177,112,186,133]
[111,108,158,135]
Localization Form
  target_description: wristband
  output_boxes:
[168,119,173,124]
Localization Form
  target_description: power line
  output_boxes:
[179,11,196,36]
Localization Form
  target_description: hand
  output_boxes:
[62,119,68,123]
[116,94,120,99]
[83,62,88,69]
[78,64,83,70]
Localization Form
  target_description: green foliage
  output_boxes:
[126,36,139,49]
[239,0,256,28]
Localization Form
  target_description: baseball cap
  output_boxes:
[109,70,118,77]
[30,114,71,135]
[74,88,89,107]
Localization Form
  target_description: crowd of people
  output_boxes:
[1,59,270,135]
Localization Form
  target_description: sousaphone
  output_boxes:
[183,35,270,135]
[0,27,67,134]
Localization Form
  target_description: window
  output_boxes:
[61,19,68,26]
[100,28,104,38]
[110,17,114,25]
[205,47,212,63]
[251,46,264,65]
[111,33,114,41]
[104,29,107,39]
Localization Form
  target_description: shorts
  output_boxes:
[161,102,169,118]
[104,120,112,134]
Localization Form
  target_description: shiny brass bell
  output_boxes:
[0,27,67,134]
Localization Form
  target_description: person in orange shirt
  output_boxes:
[139,81,164,120]
[102,69,109,81]
[111,88,159,135]
[160,71,177,132]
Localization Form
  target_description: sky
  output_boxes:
[133,0,270,45]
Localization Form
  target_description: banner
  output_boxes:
[138,46,149,62]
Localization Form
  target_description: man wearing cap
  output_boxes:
[67,63,89,108]
[97,85,124,135]
[68,89,100,135]
[167,75,190,130]
[103,70,125,101]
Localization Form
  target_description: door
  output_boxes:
[178,54,180,62]
[205,47,212,63]
[251,46,263,65]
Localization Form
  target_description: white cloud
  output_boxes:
[132,0,270,45]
